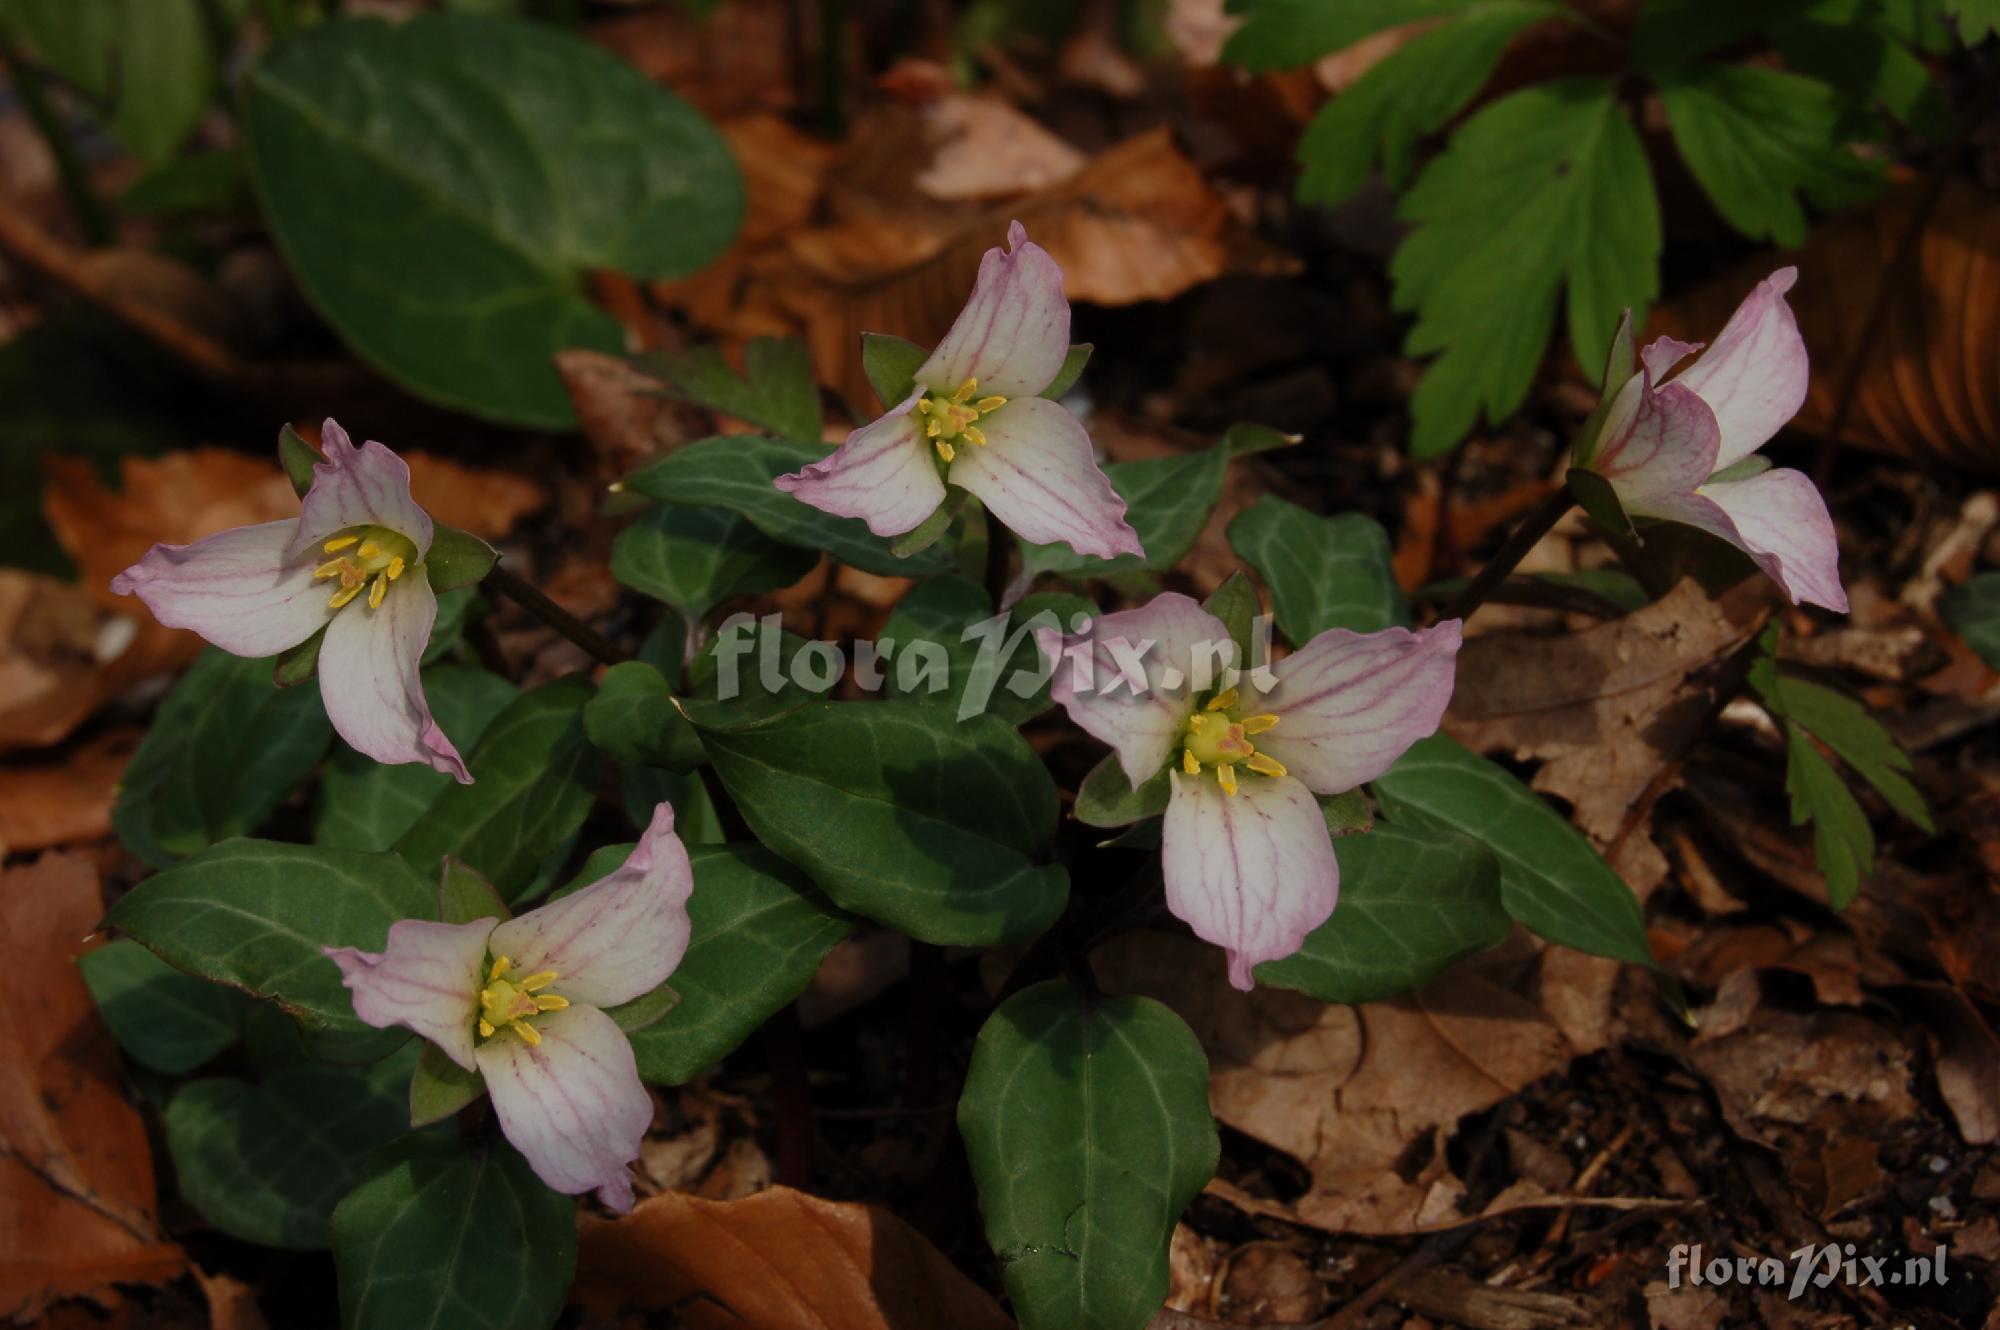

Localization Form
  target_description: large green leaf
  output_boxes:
[1254,823,1509,1003]
[611,503,816,620]
[395,676,601,900]
[107,840,437,1031]
[1393,78,1659,457]
[880,577,1094,724]
[78,939,251,1075]
[166,1051,415,1250]
[557,843,854,1084]
[241,14,742,427]
[959,983,1218,1330]
[314,665,520,853]
[1372,735,1653,967]
[1225,495,1408,642]
[2,0,215,164]
[1220,0,1491,69]
[332,1134,573,1330]
[113,647,334,869]
[583,660,706,772]
[622,435,953,577]
[699,702,1067,945]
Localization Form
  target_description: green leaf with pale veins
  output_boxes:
[79,940,250,1075]
[1074,755,1171,829]
[1256,823,1509,1003]
[585,660,706,771]
[879,577,1094,724]
[1372,735,1654,967]
[698,702,1067,945]
[959,982,1218,1330]
[1226,495,1408,642]
[640,337,821,443]
[1393,78,1659,457]
[241,14,742,427]
[611,503,816,620]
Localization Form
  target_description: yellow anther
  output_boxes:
[323,535,359,552]
[478,1018,495,1038]
[1217,764,1239,797]
[1182,750,1200,776]
[489,956,511,981]
[952,378,978,403]
[534,994,569,1012]
[936,440,956,463]
[1245,752,1288,778]
[962,425,987,448]
[1241,713,1279,735]
[925,418,942,439]
[386,556,406,581]
[1187,713,1207,732]
[975,396,1007,413]
[367,574,389,610]
[314,558,347,580]
[328,583,363,609]
[511,1019,542,1048]
[519,971,558,992]
[1207,687,1240,712]
[358,542,381,559]
[916,399,934,414]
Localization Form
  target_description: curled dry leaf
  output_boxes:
[914,96,1088,202]
[572,1185,1015,1330]
[399,452,547,541]
[0,727,139,856]
[0,855,182,1318]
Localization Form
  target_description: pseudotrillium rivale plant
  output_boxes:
[111,419,473,779]
[1042,593,1463,989]
[325,805,693,1210]
[774,221,1144,561]
[1576,268,1847,612]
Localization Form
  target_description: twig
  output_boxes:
[1442,484,1575,623]
[483,561,630,668]
[0,40,112,246]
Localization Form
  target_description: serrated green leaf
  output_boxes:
[1782,720,1872,908]
[1774,13,1951,137]
[1226,496,1407,644]
[1394,78,1659,457]
[585,660,707,771]
[1658,65,1885,248]
[395,676,601,900]
[241,14,742,427]
[1075,753,1172,829]
[641,336,821,442]
[1220,0,1488,70]
[1255,823,1508,1003]
[1752,668,1932,832]
[78,940,250,1075]
[407,1042,484,1128]
[959,983,1218,1330]
[879,577,1094,724]
[699,702,1067,945]
[611,503,815,619]
[333,1134,573,1330]
[1941,573,2000,669]
[622,435,954,577]
[1372,735,1654,967]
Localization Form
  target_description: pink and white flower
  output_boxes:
[774,221,1143,562]
[324,804,694,1211]
[111,420,471,780]
[1040,593,1462,990]
[1581,268,1846,612]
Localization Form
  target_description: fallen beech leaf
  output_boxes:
[915,96,1087,201]
[0,571,178,753]
[0,727,138,855]
[556,348,708,473]
[400,452,547,541]
[0,855,182,1317]
[572,1185,1014,1330]
[588,0,800,119]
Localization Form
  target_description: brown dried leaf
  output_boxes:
[0,727,138,856]
[914,96,1086,202]
[400,452,547,541]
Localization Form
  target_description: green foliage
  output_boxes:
[1075,755,1172,829]
[241,14,742,427]
[1226,496,1407,641]
[699,702,1068,945]
[612,504,816,620]
[332,1135,574,1330]
[437,858,511,926]
[1221,0,1496,70]
[1,0,217,164]
[1942,573,2000,668]
[585,661,707,772]
[879,577,1094,723]
[408,1045,485,1128]
[114,648,334,868]
[1945,0,2000,40]
[860,333,930,409]
[959,982,1218,1330]
[1780,724,1873,908]
[640,337,822,443]
[1255,824,1509,1003]
[1373,735,1655,968]
[424,527,499,594]
[79,940,250,1075]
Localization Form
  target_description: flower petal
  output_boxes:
[1641,335,1702,383]
[288,419,433,560]
[1594,379,1722,510]
[1253,620,1462,795]
[487,802,694,1008]
[1639,469,1848,612]
[1671,267,1809,472]
[914,220,1070,400]
[771,395,945,538]
[110,518,329,657]
[1041,592,1227,787]
[947,396,1141,560]
[318,573,470,781]
[475,1004,651,1211]
[323,917,494,1071]
[1162,771,1337,991]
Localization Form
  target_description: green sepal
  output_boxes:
[1318,787,1373,837]
[1075,753,1171,829]
[408,1043,484,1128]
[861,332,929,408]
[438,858,510,925]
[1200,571,1261,668]
[604,981,681,1033]
[585,660,707,772]
[273,626,325,687]
[1707,453,1773,485]
[1573,312,1636,468]
[892,490,968,559]
[1039,343,1093,399]
[425,525,498,593]
[279,423,322,497]
[1566,466,1633,541]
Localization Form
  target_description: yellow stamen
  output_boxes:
[328,583,363,609]
[1217,764,1239,797]
[975,396,1007,413]
[323,535,359,552]
[953,378,978,403]
[314,558,347,579]
[534,994,569,1011]
[478,1018,495,1038]
[367,573,389,609]
[1182,750,1200,775]
[358,542,381,559]
[1241,713,1279,735]
[936,440,956,463]
[519,970,558,992]
[1245,752,1288,778]
[511,1019,542,1048]
[1207,687,1240,712]
[1187,713,1207,732]
[962,425,987,448]
[386,556,405,581]
[489,956,511,981]
[916,399,934,414]
[925,418,942,438]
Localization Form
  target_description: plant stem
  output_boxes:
[1440,483,1575,623]
[483,561,630,667]
[817,0,847,137]
[0,41,112,246]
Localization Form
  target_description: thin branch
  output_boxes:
[1441,484,1575,623]
[482,561,629,667]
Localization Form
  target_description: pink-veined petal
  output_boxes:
[323,917,494,1071]
[475,1004,651,1211]
[318,573,469,781]
[1672,267,1809,472]
[1040,592,1228,787]
[1641,335,1702,383]
[947,396,1141,560]
[1252,620,1462,796]
[288,419,433,560]
[771,395,945,538]
[914,220,1070,400]
[1641,470,1848,612]
[488,803,693,1008]
[1162,770,1337,991]
[1594,379,1722,510]
[110,518,329,657]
